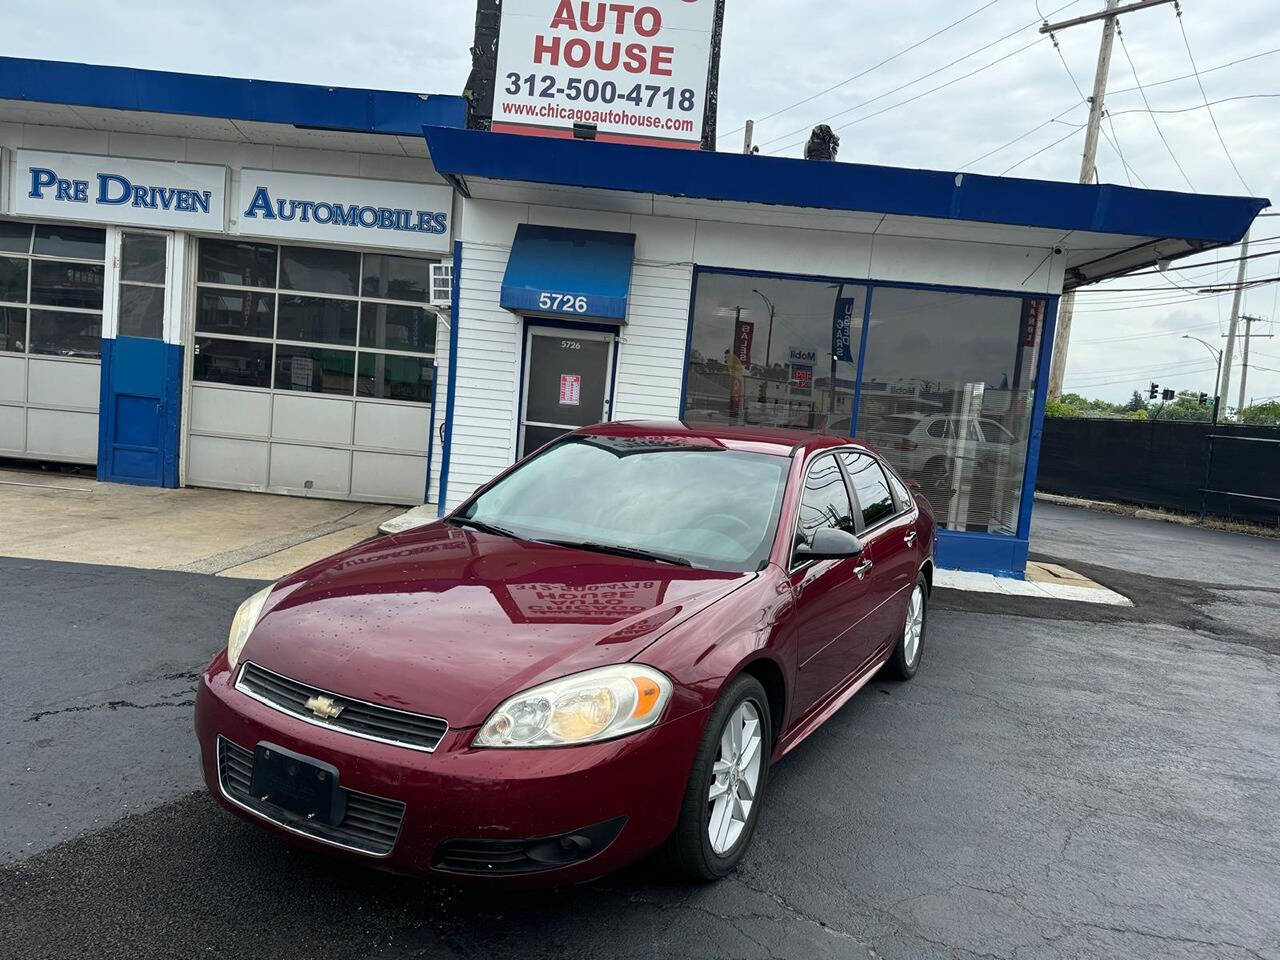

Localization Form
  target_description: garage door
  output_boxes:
[187,239,439,504]
[0,220,104,464]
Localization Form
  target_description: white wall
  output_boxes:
[438,194,1064,511]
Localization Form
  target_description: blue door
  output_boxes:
[97,231,181,487]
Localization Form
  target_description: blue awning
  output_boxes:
[500,224,636,322]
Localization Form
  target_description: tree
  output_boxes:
[1122,390,1147,413]
[1153,390,1212,422]
[1239,401,1280,426]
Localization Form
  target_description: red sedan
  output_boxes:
[195,421,935,883]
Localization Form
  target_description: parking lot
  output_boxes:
[2,502,1277,960]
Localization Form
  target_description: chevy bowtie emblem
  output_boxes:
[304,695,344,720]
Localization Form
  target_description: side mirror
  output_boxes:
[794,527,865,562]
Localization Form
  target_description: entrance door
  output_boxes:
[99,230,182,486]
[518,326,615,459]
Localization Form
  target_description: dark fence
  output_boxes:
[1037,418,1280,526]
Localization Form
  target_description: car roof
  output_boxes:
[575,420,875,458]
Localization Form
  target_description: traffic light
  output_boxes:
[1161,388,1175,401]
[1148,382,1159,400]
[1198,392,1209,407]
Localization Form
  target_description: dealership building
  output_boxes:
[0,56,1265,576]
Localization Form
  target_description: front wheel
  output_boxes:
[666,674,772,880]
[884,574,928,681]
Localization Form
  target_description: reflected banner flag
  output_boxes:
[832,295,860,363]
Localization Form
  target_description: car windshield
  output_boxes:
[458,435,790,571]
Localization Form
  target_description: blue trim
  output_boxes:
[677,269,700,419]
[96,336,182,488]
[0,56,465,136]
[436,241,462,517]
[1017,297,1060,542]
[850,287,874,438]
[500,224,636,322]
[423,126,1267,244]
[936,530,1028,580]
[423,366,436,505]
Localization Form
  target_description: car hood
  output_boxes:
[240,522,752,728]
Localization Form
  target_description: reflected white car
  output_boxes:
[862,413,1016,492]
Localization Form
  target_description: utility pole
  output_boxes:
[1043,0,1177,400]
[1218,229,1250,412]
[742,120,754,155]
[1236,314,1269,414]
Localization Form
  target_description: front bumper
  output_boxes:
[195,653,708,883]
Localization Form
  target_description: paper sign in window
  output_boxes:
[559,373,581,406]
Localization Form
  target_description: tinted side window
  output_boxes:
[794,454,856,555]
[840,452,896,528]
[926,419,948,439]
[885,465,913,513]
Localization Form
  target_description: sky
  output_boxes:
[3,0,1278,408]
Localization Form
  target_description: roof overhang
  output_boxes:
[423,126,1269,290]
[0,56,466,156]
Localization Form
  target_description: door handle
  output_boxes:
[854,559,873,578]
[904,531,918,546]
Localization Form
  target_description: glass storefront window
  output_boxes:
[194,336,271,388]
[855,288,1041,536]
[193,240,440,405]
[687,272,865,433]
[685,269,1046,538]
[29,309,102,358]
[197,239,277,288]
[275,345,356,396]
[0,221,104,359]
[280,246,360,296]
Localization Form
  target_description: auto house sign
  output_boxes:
[491,0,720,148]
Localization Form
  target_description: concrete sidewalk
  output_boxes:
[0,466,399,580]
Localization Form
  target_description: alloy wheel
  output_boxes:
[904,584,924,667]
[707,700,763,855]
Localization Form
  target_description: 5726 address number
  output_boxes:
[539,292,589,313]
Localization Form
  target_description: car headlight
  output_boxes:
[226,584,274,670]
[473,664,673,748]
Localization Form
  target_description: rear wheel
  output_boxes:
[666,674,772,880]
[884,574,927,681]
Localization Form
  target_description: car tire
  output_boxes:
[884,573,928,681]
[665,673,772,881]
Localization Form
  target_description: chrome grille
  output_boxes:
[236,661,448,752]
[216,736,404,857]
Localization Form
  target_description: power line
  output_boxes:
[1173,1,1253,194]
[721,0,1008,140]
[754,4,1086,153]
[999,124,1085,175]
[958,104,1084,169]
[1077,321,1224,342]
[1115,22,1195,191]
[763,34,1050,155]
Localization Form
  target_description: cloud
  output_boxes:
[2,0,1275,403]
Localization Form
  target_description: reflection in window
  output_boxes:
[194,336,272,388]
[686,272,864,434]
[0,256,27,303]
[30,261,104,310]
[29,309,102,358]
[198,239,277,288]
[856,289,1041,535]
[795,454,856,552]
[32,225,105,260]
[1,306,26,353]
[195,290,274,339]
[275,345,356,396]
[280,245,360,296]
[277,295,357,346]
[357,352,433,403]
[839,452,895,528]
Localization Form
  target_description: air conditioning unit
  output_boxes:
[430,262,452,307]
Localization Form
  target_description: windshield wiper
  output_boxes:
[541,539,693,567]
[447,516,523,540]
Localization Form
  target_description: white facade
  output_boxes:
[1,116,454,504]
[437,190,1070,511]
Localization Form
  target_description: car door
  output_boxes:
[787,452,879,716]
[838,451,919,657]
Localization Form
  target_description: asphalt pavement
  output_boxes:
[2,505,1278,960]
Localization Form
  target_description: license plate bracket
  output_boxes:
[249,742,346,827]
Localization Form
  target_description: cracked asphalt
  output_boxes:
[2,504,1278,959]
